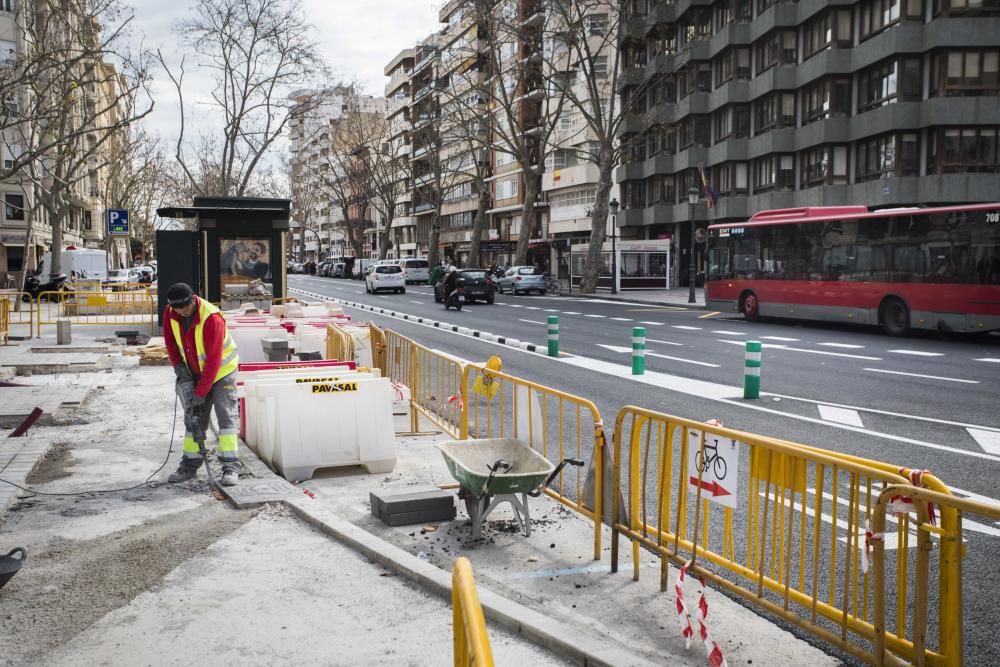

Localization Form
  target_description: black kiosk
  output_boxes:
[155,197,290,324]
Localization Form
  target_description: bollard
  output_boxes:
[56,319,71,345]
[632,327,645,375]
[547,315,559,357]
[744,340,762,399]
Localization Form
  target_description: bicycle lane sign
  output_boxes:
[686,428,740,509]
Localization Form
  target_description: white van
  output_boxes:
[398,258,429,284]
[37,248,108,282]
[351,258,377,280]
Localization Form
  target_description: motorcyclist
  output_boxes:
[442,266,460,296]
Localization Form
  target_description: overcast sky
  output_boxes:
[130,0,443,144]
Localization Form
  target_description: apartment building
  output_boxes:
[617,0,1000,287]
[384,48,418,257]
[0,4,131,279]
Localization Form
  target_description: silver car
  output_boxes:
[497,266,546,295]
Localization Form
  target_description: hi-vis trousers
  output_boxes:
[176,372,239,471]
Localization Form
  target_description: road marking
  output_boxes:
[609,317,633,321]
[717,339,882,360]
[888,349,945,357]
[766,491,904,551]
[712,330,745,336]
[761,336,799,342]
[968,428,1000,456]
[672,325,701,330]
[509,304,524,308]
[584,314,606,318]
[518,319,547,325]
[818,342,865,349]
[974,358,1000,363]
[625,306,689,312]
[524,306,541,310]
[639,321,664,326]
[645,339,684,347]
[544,309,559,312]
[863,368,978,384]
[699,311,720,319]
[817,405,864,428]
[562,311,581,315]
[409,300,422,304]
[597,344,720,367]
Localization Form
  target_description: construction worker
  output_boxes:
[163,283,241,486]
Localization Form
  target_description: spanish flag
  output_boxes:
[698,164,718,211]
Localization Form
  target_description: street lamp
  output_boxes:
[608,198,619,294]
[688,186,700,304]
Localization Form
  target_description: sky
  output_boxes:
[128,0,443,148]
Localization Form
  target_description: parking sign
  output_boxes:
[107,209,130,236]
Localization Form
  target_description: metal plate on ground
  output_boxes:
[223,477,298,508]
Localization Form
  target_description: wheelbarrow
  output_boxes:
[0,547,27,590]
[436,438,583,539]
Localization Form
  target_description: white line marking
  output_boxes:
[672,325,701,330]
[584,314,606,318]
[562,312,581,315]
[888,349,945,357]
[524,306,541,310]
[596,345,719,367]
[760,336,799,342]
[609,317,633,321]
[863,368,978,384]
[409,300,422,304]
[518,319,546,325]
[818,342,865,349]
[968,428,1000,456]
[544,309,559,312]
[645,339,684,347]
[717,339,882,360]
[817,405,864,428]
[766,492,904,550]
[640,321,664,326]
[712,330,745,336]
[509,305,524,308]
[974,358,1000,363]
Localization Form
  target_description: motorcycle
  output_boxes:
[443,278,466,311]
[22,271,72,302]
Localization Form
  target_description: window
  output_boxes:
[679,115,710,149]
[592,55,608,79]
[860,0,903,40]
[752,154,795,192]
[753,93,795,134]
[802,9,852,58]
[858,58,922,112]
[549,189,597,208]
[0,39,14,67]
[678,63,711,98]
[84,211,93,231]
[2,142,19,169]
[0,0,12,13]
[496,178,519,199]
[647,176,662,203]
[931,50,1000,97]
[801,145,849,186]
[4,193,23,221]
[933,0,1000,15]
[495,149,515,167]
[927,127,1000,173]
[801,77,851,124]
[588,13,608,35]
[754,30,797,74]
[714,48,751,86]
[856,133,920,180]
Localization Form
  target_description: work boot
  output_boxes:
[167,460,201,483]
[219,469,239,487]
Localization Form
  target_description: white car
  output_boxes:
[104,269,131,291]
[365,264,405,294]
[398,258,430,284]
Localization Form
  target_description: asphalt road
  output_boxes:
[289,273,1000,665]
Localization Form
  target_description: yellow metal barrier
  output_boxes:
[410,340,467,439]
[871,485,1000,667]
[452,557,495,667]
[0,292,34,331]
[369,322,387,377]
[36,289,156,336]
[610,407,925,665]
[462,363,606,560]
[325,322,356,362]
[0,297,9,344]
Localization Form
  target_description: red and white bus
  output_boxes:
[705,203,1000,335]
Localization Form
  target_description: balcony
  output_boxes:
[521,9,545,29]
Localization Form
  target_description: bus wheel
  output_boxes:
[740,291,759,322]
[880,297,910,337]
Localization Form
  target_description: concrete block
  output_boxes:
[370,488,456,527]
[56,319,71,345]
[261,337,289,363]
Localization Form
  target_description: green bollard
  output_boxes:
[547,315,559,357]
[632,327,645,375]
[744,340,762,399]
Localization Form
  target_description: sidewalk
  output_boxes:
[0,327,836,666]
[566,284,708,308]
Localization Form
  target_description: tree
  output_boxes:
[101,128,163,265]
[160,0,327,198]
[288,153,325,262]
[538,0,647,293]
[0,0,154,278]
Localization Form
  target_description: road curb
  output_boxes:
[572,292,706,309]
[289,288,552,357]
[285,497,658,667]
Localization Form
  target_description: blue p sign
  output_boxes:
[107,209,129,236]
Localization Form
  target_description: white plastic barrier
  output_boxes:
[229,325,288,364]
[246,375,395,480]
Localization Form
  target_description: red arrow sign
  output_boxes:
[689,476,731,498]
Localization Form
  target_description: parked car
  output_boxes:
[434,269,494,304]
[497,266,546,295]
[104,269,131,291]
[398,258,430,284]
[317,260,333,276]
[365,263,405,294]
[352,258,377,279]
[331,262,346,278]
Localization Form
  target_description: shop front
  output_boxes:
[570,239,672,291]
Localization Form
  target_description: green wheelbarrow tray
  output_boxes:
[436,438,584,539]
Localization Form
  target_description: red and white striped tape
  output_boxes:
[861,519,884,574]
[447,393,464,411]
[675,562,728,667]
[391,380,406,401]
[888,468,936,525]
